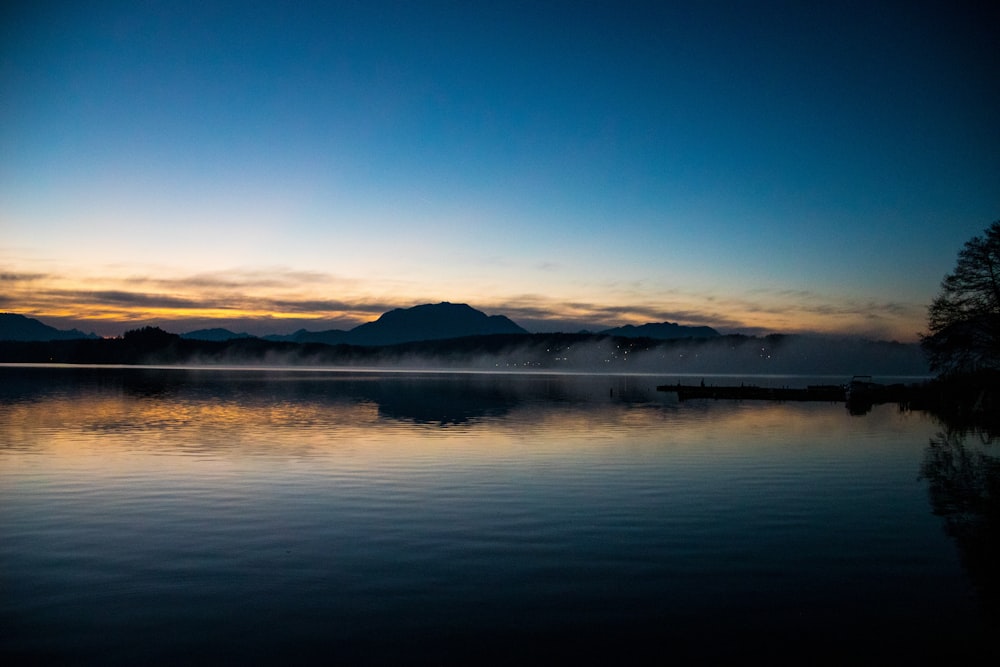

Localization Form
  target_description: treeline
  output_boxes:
[0,326,348,366]
[0,326,929,375]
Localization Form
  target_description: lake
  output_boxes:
[1,365,996,664]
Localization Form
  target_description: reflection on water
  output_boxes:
[922,427,1000,622]
[1,365,997,664]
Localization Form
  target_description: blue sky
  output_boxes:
[2,0,997,339]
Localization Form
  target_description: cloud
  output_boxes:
[80,271,336,301]
[534,261,561,272]
[85,290,205,309]
[481,286,926,341]
[0,263,408,335]
[484,294,750,333]
[0,259,928,341]
[265,298,394,315]
[133,268,341,291]
[13,287,392,320]
[0,272,49,282]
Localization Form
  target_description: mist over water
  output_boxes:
[1,366,990,664]
[171,333,929,377]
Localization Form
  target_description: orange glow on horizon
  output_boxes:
[10,299,923,342]
[2,256,926,341]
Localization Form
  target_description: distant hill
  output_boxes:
[181,328,256,342]
[346,302,527,346]
[266,302,527,346]
[600,322,720,339]
[264,328,349,345]
[0,313,98,341]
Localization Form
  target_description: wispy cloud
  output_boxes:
[483,287,925,341]
[0,259,927,341]
[487,295,750,332]
[131,268,341,291]
[265,298,393,315]
[0,272,49,282]
[736,287,921,320]
[0,264,385,327]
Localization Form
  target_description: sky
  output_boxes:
[2,0,998,340]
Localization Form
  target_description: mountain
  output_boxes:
[346,302,527,346]
[0,313,98,341]
[264,328,349,345]
[181,328,256,342]
[600,322,720,339]
[266,302,526,347]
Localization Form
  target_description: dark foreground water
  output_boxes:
[1,366,996,664]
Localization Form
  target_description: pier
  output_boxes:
[655,378,947,415]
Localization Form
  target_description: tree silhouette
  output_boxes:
[122,326,180,347]
[921,220,1000,375]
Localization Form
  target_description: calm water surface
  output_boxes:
[0,366,995,664]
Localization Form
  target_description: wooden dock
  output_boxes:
[655,380,947,417]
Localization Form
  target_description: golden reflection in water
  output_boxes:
[1,383,933,472]
[2,394,377,456]
[0,372,985,665]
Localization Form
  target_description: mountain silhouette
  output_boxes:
[3,307,719,347]
[599,322,719,340]
[0,313,98,341]
[181,328,256,342]
[265,302,526,346]
[345,302,526,346]
[265,328,348,345]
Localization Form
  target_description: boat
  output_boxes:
[845,375,880,414]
